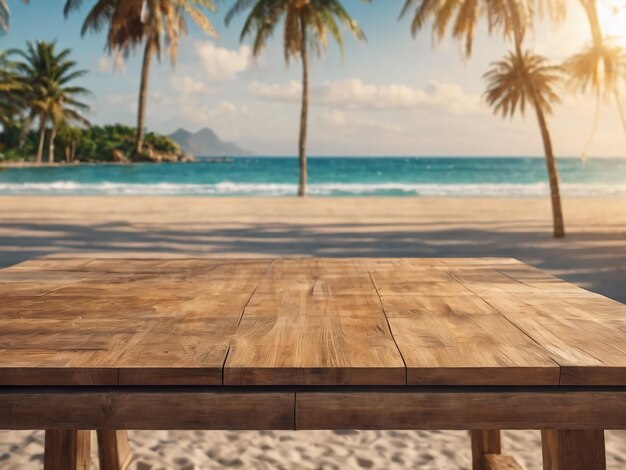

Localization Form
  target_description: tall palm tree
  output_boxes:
[0,0,28,33]
[401,0,567,237]
[226,0,369,197]
[12,41,91,163]
[64,0,217,156]
[484,51,565,237]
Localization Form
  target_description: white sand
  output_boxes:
[1,196,626,469]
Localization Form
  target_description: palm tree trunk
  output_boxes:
[534,103,565,238]
[48,126,57,163]
[135,39,154,157]
[298,15,309,198]
[505,0,565,237]
[71,141,76,162]
[36,115,46,164]
[580,0,603,47]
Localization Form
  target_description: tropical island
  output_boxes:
[0,41,187,164]
[0,40,251,165]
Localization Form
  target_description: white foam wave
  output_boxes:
[0,180,625,197]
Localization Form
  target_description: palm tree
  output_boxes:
[401,0,567,237]
[12,41,91,163]
[0,0,28,33]
[226,0,369,197]
[57,125,82,163]
[64,0,217,156]
[484,51,565,237]
[400,0,565,58]
[566,0,626,153]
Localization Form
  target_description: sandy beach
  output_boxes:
[1,196,626,469]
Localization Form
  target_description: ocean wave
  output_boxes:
[1,180,626,197]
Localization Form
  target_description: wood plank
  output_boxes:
[484,294,626,385]
[265,258,367,279]
[0,257,264,386]
[116,337,228,385]
[443,266,585,296]
[3,387,626,431]
[542,430,606,470]
[5,258,94,272]
[471,430,501,470]
[382,295,559,385]
[97,430,132,470]
[44,430,91,470]
[225,316,405,385]
[2,257,626,388]
[226,261,405,385]
[370,269,473,295]
[0,349,118,385]
[245,292,382,318]
[1,389,295,430]
[295,390,626,430]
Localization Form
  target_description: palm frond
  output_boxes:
[228,0,368,63]
[484,49,563,118]
[401,0,557,58]
[564,39,626,100]
[10,40,93,133]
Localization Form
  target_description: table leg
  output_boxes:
[542,430,606,470]
[96,430,132,470]
[44,430,91,470]
[471,430,501,470]
[471,430,522,470]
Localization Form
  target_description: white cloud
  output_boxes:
[318,79,482,114]
[320,110,403,133]
[249,78,483,114]
[195,42,252,82]
[249,80,302,101]
[170,75,208,94]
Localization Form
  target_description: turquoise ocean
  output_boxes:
[1,157,625,197]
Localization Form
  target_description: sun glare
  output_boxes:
[597,0,626,46]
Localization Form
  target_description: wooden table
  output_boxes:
[1,258,626,469]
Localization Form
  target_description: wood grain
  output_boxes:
[483,454,523,470]
[96,430,132,470]
[1,257,626,386]
[542,430,606,470]
[295,390,626,430]
[3,387,626,431]
[224,316,405,385]
[1,389,295,430]
[471,430,501,470]
[44,430,91,470]
[483,294,626,385]
[382,295,559,385]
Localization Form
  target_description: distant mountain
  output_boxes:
[169,128,252,157]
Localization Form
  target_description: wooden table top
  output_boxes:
[1,257,625,387]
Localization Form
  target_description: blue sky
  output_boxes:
[3,0,626,156]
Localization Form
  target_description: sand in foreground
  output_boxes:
[1,196,625,469]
